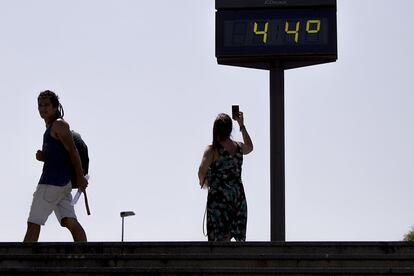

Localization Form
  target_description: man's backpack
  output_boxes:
[71,130,89,189]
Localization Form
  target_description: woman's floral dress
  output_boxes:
[207,142,247,241]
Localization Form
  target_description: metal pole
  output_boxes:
[121,217,125,242]
[120,211,135,242]
[270,62,285,241]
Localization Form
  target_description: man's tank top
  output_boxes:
[38,125,72,186]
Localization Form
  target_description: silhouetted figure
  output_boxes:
[198,112,253,241]
[23,90,88,242]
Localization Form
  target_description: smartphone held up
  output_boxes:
[232,105,239,120]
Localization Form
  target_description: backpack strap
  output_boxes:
[83,190,91,216]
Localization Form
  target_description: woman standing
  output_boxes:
[198,112,253,241]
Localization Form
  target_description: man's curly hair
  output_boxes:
[38,90,64,118]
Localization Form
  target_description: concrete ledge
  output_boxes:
[1,242,414,275]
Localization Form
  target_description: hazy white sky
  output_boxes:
[1,0,413,242]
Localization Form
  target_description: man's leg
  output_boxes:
[61,218,87,242]
[25,184,53,242]
[23,222,41,242]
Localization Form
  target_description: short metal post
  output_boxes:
[121,217,125,242]
[120,211,135,242]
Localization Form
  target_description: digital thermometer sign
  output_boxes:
[214,0,338,242]
[216,0,337,69]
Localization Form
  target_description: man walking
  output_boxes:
[24,90,88,242]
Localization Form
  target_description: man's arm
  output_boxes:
[52,120,88,191]
[36,150,45,162]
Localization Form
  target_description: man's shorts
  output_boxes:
[27,182,77,226]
